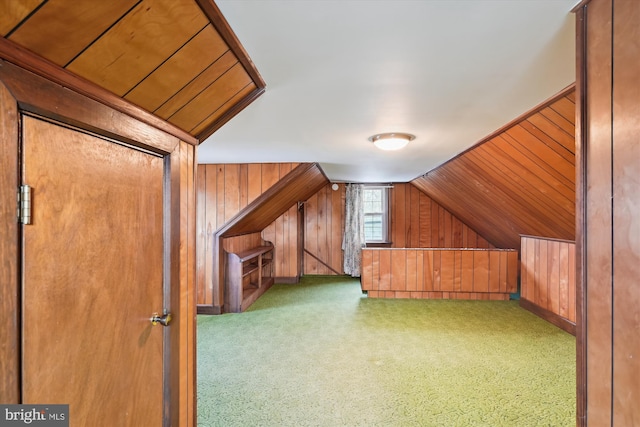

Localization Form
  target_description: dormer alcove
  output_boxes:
[196,162,329,314]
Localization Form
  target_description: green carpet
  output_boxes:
[197,276,575,426]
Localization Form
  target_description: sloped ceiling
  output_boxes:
[218,163,328,237]
[0,0,265,142]
[200,0,577,183]
[0,1,577,249]
[412,86,576,249]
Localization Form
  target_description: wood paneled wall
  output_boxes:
[519,236,576,335]
[575,0,640,424]
[196,163,300,308]
[262,206,299,280]
[177,141,197,427]
[198,167,510,304]
[391,183,494,249]
[411,86,576,249]
[303,183,345,275]
[361,248,517,300]
[302,182,497,276]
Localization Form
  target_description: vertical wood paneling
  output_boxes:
[433,251,441,291]
[196,163,301,307]
[239,164,249,208]
[573,0,640,421]
[263,164,301,280]
[506,251,517,293]
[0,77,20,402]
[520,236,576,326]
[261,163,279,189]
[379,250,391,291]
[398,185,407,248]
[584,0,614,422]
[406,250,418,292]
[498,252,510,294]
[488,251,501,293]
[361,248,372,290]
[287,205,298,278]
[568,243,576,324]
[302,183,345,276]
[419,194,431,247]
[453,250,463,292]
[206,166,218,306]
[558,241,570,319]
[195,165,207,306]
[361,248,516,300]
[372,250,380,290]
[247,164,262,203]
[473,251,489,293]
[391,250,406,291]
[224,164,240,222]
[199,168,505,294]
[439,251,455,292]
[548,241,561,315]
[408,186,419,247]
[215,166,225,228]
[423,251,433,291]
[611,1,640,421]
[522,236,535,301]
[388,183,495,250]
[304,186,319,274]
[178,141,196,427]
[274,207,286,275]
[537,239,547,308]
[460,251,476,292]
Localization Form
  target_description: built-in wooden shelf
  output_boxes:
[224,243,274,313]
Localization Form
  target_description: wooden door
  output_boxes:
[21,116,167,426]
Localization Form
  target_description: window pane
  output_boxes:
[363,187,388,242]
[363,188,383,213]
[364,213,383,241]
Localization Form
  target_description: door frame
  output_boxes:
[0,51,196,425]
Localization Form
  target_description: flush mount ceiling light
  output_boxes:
[368,132,415,151]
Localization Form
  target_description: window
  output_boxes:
[363,186,389,243]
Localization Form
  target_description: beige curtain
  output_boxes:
[342,183,365,277]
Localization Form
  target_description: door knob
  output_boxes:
[150,311,172,326]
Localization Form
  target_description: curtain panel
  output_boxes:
[342,183,365,277]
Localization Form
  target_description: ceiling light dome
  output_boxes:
[368,132,415,151]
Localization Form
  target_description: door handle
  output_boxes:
[150,311,172,326]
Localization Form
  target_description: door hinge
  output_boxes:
[17,184,32,225]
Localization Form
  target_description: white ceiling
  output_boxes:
[198,0,577,183]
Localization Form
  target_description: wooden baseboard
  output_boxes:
[519,298,576,336]
[196,304,222,315]
[274,276,300,284]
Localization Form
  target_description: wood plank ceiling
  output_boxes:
[411,85,576,249]
[1,1,576,251]
[0,0,265,142]
[218,163,329,237]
